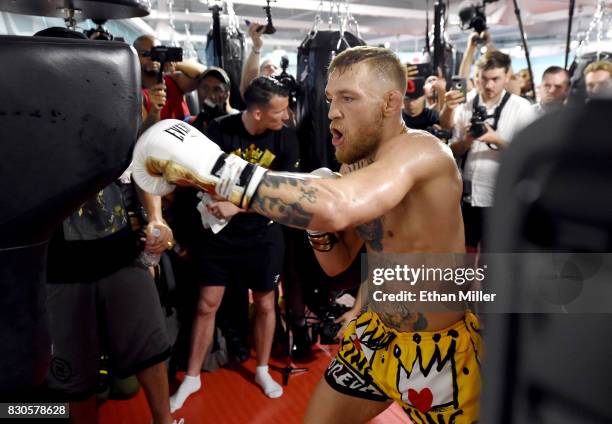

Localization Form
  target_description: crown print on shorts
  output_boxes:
[327,312,481,423]
[350,316,396,365]
[394,336,458,414]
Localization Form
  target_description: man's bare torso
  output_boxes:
[345,131,466,332]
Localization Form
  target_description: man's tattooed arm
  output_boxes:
[250,157,375,230]
[251,173,319,229]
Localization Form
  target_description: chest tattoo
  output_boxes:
[356,217,385,252]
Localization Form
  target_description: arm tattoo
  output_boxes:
[251,174,315,228]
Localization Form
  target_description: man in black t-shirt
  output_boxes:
[402,92,440,131]
[46,182,175,424]
[170,77,298,410]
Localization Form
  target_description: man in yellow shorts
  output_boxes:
[132,46,482,423]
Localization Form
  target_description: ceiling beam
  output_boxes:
[146,10,376,32]
[229,0,427,20]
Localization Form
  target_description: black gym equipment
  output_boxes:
[565,0,576,70]
[511,0,536,103]
[0,0,144,394]
[296,30,365,172]
[206,3,246,110]
[481,98,612,423]
[0,0,149,20]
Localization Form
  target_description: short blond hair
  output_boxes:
[328,46,407,93]
[584,60,612,76]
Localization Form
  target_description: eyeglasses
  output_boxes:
[137,49,152,57]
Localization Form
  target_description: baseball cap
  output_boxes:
[200,66,231,85]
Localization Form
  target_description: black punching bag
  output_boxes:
[206,23,245,111]
[296,31,365,172]
[0,34,140,394]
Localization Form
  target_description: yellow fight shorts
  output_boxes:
[324,311,482,424]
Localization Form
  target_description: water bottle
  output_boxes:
[137,227,161,268]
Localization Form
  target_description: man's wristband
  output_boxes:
[307,231,338,252]
[252,49,261,54]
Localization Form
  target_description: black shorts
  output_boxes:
[46,265,171,398]
[191,223,284,293]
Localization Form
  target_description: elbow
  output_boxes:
[318,198,352,232]
[323,266,345,278]
[318,257,350,277]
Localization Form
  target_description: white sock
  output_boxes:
[255,365,283,398]
[170,374,201,413]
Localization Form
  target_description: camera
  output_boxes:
[427,126,453,141]
[458,1,499,35]
[450,76,467,99]
[469,105,489,138]
[273,55,299,109]
[316,301,351,344]
[148,46,183,64]
[143,46,183,83]
[405,77,425,99]
[84,19,123,41]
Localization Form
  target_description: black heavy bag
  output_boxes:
[206,26,246,111]
[481,98,612,423]
[296,31,365,172]
[0,35,140,394]
[0,0,150,19]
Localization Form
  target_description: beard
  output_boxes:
[334,109,383,164]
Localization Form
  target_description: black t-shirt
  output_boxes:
[47,183,139,284]
[171,113,300,247]
[402,108,440,131]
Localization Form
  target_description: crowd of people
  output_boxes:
[40,20,612,424]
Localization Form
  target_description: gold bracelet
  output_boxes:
[307,232,338,252]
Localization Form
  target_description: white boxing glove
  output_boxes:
[132,119,268,209]
[308,167,341,180]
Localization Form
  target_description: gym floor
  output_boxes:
[98,342,410,424]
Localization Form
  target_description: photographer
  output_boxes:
[458,31,493,93]
[445,50,536,251]
[402,88,440,131]
[134,35,205,131]
[190,66,239,132]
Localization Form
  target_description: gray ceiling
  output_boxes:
[141,0,610,54]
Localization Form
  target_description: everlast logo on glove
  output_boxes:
[164,121,191,142]
[132,119,269,209]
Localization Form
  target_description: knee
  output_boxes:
[196,297,220,317]
[255,300,275,316]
